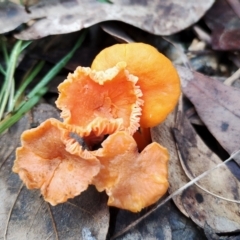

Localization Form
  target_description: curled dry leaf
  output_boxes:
[0,104,109,239]
[176,66,240,166]
[0,0,214,39]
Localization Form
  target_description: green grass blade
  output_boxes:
[0,64,6,75]
[0,40,22,120]
[0,88,48,134]
[28,30,87,99]
[1,36,9,63]
[20,41,32,52]
[7,78,15,111]
[13,61,45,108]
[97,0,113,3]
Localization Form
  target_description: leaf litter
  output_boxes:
[173,98,240,232]
[177,66,240,167]
[2,0,240,238]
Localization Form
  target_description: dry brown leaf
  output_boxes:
[173,107,240,233]
[0,103,109,240]
[112,201,205,240]
[0,0,214,39]
[181,185,240,233]
[151,94,240,233]
[177,66,240,166]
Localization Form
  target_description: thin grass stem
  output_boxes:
[0,88,47,134]
[0,64,6,75]
[13,61,45,109]
[0,40,22,120]
[7,78,15,111]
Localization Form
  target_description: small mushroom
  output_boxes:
[92,131,169,212]
[13,43,180,212]
[91,42,181,128]
[56,61,143,137]
[12,118,100,206]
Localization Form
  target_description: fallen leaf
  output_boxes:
[151,94,240,235]
[0,103,109,240]
[112,201,206,240]
[173,105,240,233]
[177,66,240,167]
[0,0,214,39]
[204,0,240,50]
[0,2,29,34]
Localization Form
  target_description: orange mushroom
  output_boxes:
[92,131,169,212]
[56,61,143,137]
[12,118,100,205]
[91,43,181,128]
[13,42,180,212]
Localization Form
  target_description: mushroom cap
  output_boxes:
[12,118,100,206]
[91,43,181,128]
[56,61,143,137]
[92,131,169,212]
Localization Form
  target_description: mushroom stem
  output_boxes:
[133,127,152,152]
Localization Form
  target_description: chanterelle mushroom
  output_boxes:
[92,131,169,212]
[12,118,100,205]
[13,42,180,212]
[56,61,143,137]
[91,42,181,128]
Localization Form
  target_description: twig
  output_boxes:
[224,68,240,86]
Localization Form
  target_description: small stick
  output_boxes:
[224,68,240,86]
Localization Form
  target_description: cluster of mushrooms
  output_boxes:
[13,43,180,212]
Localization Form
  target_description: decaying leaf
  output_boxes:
[152,94,240,234]
[173,105,240,233]
[0,0,214,39]
[113,201,205,240]
[0,104,109,240]
[176,66,240,166]
[204,0,240,50]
